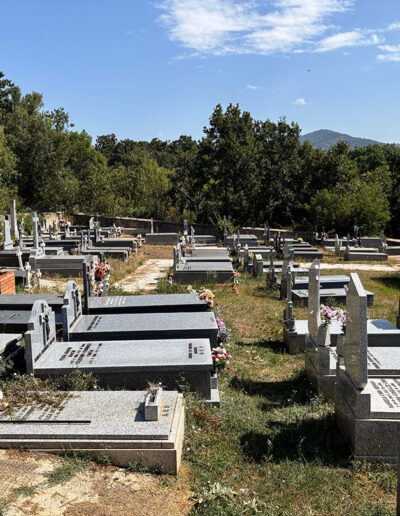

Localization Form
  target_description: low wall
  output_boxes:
[72,213,218,236]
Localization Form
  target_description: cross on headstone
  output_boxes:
[25,262,31,291]
[343,273,368,389]
[308,259,321,344]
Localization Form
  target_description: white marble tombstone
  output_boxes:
[308,259,321,344]
[343,273,368,389]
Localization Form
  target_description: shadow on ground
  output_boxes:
[235,339,285,353]
[373,273,400,290]
[230,370,311,405]
[240,415,350,466]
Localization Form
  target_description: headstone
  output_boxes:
[223,216,227,241]
[10,200,18,239]
[343,273,368,389]
[18,220,24,248]
[3,220,13,250]
[150,218,154,234]
[308,259,321,343]
[334,234,341,256]
[89,217,95,230]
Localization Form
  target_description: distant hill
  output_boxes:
[300,129,399,150]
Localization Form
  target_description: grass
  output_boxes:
[182,266,398,515]
[45,452,90,486]
[13,485,36,498]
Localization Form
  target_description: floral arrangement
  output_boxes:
[320,305,347,330]
[94,283,104,297]
[199,287,215,308]
[216,316,231,343]
[62,218,71,227]
[187,286,215,309]
[94,261,112,282]
[212,346,232,370]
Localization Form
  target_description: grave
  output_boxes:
[81,257,210,314]
[24,299,219,404]
[335,274,400,461]
[0,389,185,474]
[62,281,219,345]
[191,247,229,257]
[174,261,234,284]
[146,233,180,245]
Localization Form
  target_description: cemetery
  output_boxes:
[1,203,400,514]
[3,14,400,506]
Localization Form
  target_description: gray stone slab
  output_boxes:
[293,275,350,290]
[0,310,32,332]
[183,256,231,263]
[346,252,388,262]
[292,288,374,307]
[88,293,209,314]
[145,233,179,245]
[194,235,217,244]
[191,247,229,257]
[69,312,218,345]
[33,338,215,400]
[0,390,185,474]
[174,262,234,283]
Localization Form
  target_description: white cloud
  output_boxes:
[387,22,400,31]
[294,98,307,105]
[157,0,400,62]
[157,0,356,56]
[315,30,383,52]
[378,44,400,53]
[377,53,400,62]
[246,84,263,90]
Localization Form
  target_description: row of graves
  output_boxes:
[0,244,230,474]
[0,210,236,474]
[283,258,400,462]
[173,219,234,283]
[323,226,400,261]
[0,202,141,286]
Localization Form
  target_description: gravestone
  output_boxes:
[25,299,219,404]
[335,273,400,461]
[62,281,218,344]
[10,200,18,239]
[3,220,13,250]
[0,389,185,474]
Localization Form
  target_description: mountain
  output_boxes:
[300,129,399,150]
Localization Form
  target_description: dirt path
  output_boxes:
[0,450,192,516]
[115,259,173,292]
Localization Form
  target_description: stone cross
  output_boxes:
[308,259,321,344]
[284,270,295,331]
[25,262,31,291]
[16,249,23,270]
[150,218,154,234]
[343,273,368,389]
[3,219,13,250]
[10,199,18,239]
[32,213,40,250]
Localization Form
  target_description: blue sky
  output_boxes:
[1,0,400,143]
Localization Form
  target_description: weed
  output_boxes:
[45,452,90,485]
[96,453,112,467]
[13,485,36,497]
[54,370,101,391]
